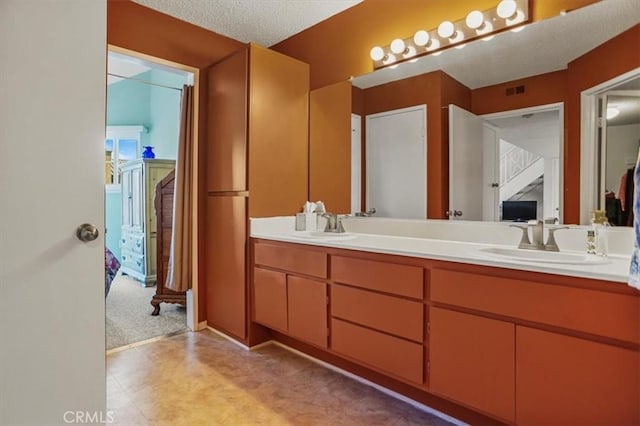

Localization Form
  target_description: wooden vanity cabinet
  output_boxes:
[430,267,640,425]
[204,46,309,341]
[249,240,640,425]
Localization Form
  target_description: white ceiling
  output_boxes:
[131,0,363,47]
[488,110,560,158]
[352,0,640,89]
[107,53,150,85]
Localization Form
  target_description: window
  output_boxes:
[105,126,145,189]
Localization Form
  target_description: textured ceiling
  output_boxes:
[132,0,363,47]
[352,0,640,89]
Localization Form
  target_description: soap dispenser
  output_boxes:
[590,210,610,256]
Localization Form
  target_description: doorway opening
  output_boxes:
[104,47,198,351]
[448,103,563,222]
[483,104,564,224]
[580,67,640,225]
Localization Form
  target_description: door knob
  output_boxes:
[453,210,463,217]
[76,223,99,242]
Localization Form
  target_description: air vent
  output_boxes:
[505,85,526,96]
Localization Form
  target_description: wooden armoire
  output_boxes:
[204,44,309,343]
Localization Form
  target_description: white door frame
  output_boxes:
[108,45,202,331]
[351,114,362,214]
[482,102,565,223]
[365,104,427,218]
[580,67,640,225]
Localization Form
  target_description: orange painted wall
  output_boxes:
[273,0,597,89]
[107,0,245,321]
[471,70,567,116]
[565,24,640,224]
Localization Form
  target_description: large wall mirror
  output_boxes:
[350,0,639,224]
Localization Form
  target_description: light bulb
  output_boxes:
[607,107,620,120]
[382,53,396,65]
[477,20,493,35]
[403,45,417,58]
[497,0,517,19]
[426,38,440,51]
[507,10,526,26]
[437,21,455,38]
[390,38,406,54]
[413,30,430,47]
[370,46,385,61]
[466,10,484,29]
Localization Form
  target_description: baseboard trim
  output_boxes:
[206,326,251,350]
[106,329,189,355]
[268,340,466,426]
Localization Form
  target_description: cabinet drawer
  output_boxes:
[331,318,423,384]
[254,243,326,278]
[331,284,423,342]
[431,269,640,344]
[119,233,144,254]
[253,268,287,332]
[331,256,423,299]
[121,250,145,274]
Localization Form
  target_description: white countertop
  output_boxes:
[250,217,633,284]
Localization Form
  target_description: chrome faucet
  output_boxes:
[321,213,346,233]
[355,208,376,217]
[510,220,568,252]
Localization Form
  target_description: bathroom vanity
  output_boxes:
[249,217,639,425]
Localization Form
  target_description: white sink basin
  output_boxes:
[477,247,610,265]
[293,231,357,241]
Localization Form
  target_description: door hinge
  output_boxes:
[327,327,330,337]
[326,295,329,305]
[598,117,606,128]
[427,360,430,374]
[426,321,430,334]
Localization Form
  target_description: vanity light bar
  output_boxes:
[370,0,529,70]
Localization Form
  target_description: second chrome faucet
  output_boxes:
[510,220,568,252]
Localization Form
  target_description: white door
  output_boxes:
[0,2,107,424]
[366,105,427,219]
[449,105,484,220]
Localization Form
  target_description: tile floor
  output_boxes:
[107,330,456,426]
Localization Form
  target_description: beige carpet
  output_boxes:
[106,274,187,350]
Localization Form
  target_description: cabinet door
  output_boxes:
[516,326,640,426]
[205,196,247,339]
[430,307,515,422]
[121,168,132,228]
[253,268,287,332]
[206,48,248,192]
[130,165,143,232]
[288,276,327,348]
